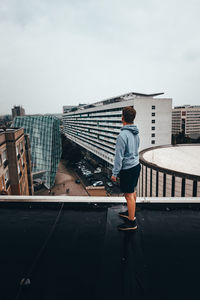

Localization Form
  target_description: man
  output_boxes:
[111,106,141,231]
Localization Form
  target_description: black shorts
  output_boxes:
[119,163,141,193]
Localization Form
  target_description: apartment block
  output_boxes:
[172,105,200,138]
[0,128,33,195]
[0,132,11,194]
[62,92,172,168]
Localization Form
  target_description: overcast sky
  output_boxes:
[0,0,200,115]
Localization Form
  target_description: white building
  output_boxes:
[139,144,200,197]
[62,92,172,168]
[172,105,200,139]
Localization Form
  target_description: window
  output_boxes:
[152,126,155,130]
[152,120,155,123]
[2,150,7,162]
[21,155,24,168]
[151,133,155,137]
[18,164,21,175]
[1,177,4,189]
[20,142,24,153]
[151,140,155,144]
[0,154,2,166]
[5,170,9,183]
[16,146,19,155]
[152,105,155,110]
[152,112,155,116]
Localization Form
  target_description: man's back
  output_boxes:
[112,124,140,176]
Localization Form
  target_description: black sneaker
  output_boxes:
[118,219,137,231]
[118,210,136,220]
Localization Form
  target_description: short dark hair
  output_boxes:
[122,106,136,123]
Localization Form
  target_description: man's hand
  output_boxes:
[111,175,117,182]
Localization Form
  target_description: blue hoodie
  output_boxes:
[112,125,140,176]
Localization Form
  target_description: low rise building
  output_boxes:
[139,144,200,197]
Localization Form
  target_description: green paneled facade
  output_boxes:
[13,116,62,189]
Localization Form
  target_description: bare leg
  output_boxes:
[124,192,136,221]
[133,191,137,202]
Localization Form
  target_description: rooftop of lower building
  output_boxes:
[173,105,200,109]
[0,196,200,300]
[0,127,23,134]
[141,144,200,177]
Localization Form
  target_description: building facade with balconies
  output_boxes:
[0,128,32,195]
[62,92,172,169]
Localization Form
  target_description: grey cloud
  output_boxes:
[0,0,200,114]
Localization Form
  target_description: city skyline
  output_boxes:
[1,0,200,115]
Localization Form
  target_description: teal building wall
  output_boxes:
[13,116,62,189]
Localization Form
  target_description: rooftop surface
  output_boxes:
[174,105,200,109]
[143,145,200,176]
[0,199,200,300]
[72,92,165,111]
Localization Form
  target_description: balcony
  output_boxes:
[0,196,200,300]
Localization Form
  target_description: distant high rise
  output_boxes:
[12,106,25,119]
[0,128,33,195]
[172,105,200,138]
[12,116,62,189]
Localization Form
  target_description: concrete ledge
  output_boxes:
[0,196,200,203]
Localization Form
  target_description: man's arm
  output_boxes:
[112,135,126,179]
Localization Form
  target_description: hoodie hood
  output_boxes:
[121,124,139,135]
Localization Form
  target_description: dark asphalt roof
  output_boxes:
[0,203,200,300]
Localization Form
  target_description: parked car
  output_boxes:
[85,172,93,178]
[89,178,96,183]
[75,179,81,184]
[106,181,113,187]
[93,181,104,187]
[33,179,44,191]
[83,170,91,176]
[94,167,101,174]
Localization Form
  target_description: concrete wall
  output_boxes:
[134,98,172,151]
[185,179,193,197]
[158,172,164,197]
[86,186,107,196]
